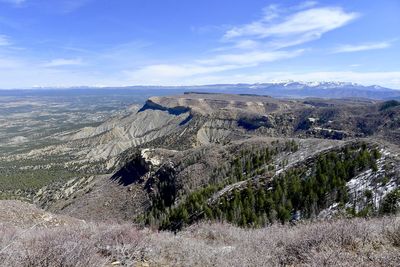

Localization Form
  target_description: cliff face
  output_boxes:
[31,93,398,170]
[43,93,303,166]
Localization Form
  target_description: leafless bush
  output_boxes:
[93,223,149,265]
[1,225,106,267]
[145,217,400,267]
[0,224,18,263]
[0,216,399,266]
[385,221,400,247]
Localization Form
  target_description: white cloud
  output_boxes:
[295,1,318,10]
[333,41,391,53]
[224,7,358,40]
[118,4,361,86]
[261,4,280,22]
[123,49,304,85]
[1,3,383,89]
[125,64,239,79]
[197,49,304,66]
[223,7,359,51]
[42,58,83,67]
[234,40,260,50]
[0,57,23,68]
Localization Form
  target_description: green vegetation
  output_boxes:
[143,143,381,231]
[144,144,278,228]
[0,156,88,198]
[142,140,298,228]
[380,189,400,215]
[380,100,400,111]
[0,168,80,193]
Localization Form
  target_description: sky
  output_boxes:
[0,0,399,89]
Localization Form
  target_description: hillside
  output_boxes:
[6,93,392,227]
[0,93,398,223]
[24,92,400,168]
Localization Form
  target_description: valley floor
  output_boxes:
[0,201,399,267]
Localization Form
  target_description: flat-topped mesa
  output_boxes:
[138,98,190,115]
[142,92,299,117]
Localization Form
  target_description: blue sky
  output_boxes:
[0,0,399,88]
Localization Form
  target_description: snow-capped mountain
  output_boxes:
[250,81,388,90]
[209,81,400,99]
[9,81,399,100]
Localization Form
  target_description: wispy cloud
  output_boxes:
[333,41,391,53]
[0,57,24,68]
[124,64,239,82]
[124,3,359,84]
[223,6,359,49]
[42,58,83,67]
[294,1,318,10]
[125,49,304,82]
[197,49,304,66]
[1,2,381,89]
[125,48,305,85]
[234,40,260,50]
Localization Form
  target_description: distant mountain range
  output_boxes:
[174,81,400,100]
[3,81,400,100]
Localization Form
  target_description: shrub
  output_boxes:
[385,223,400,247]
[380,100,400,111]
[380,189,400,215]
[1,216,400,266]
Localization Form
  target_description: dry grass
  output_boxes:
[152,217,400,267]
[0,216,399,266]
